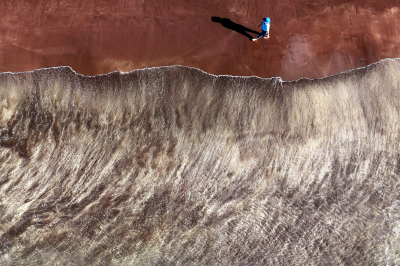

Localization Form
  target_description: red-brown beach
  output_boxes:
[1,0,399,80]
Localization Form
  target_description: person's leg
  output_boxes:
[258,30,266,39]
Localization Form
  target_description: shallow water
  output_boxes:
[0,60,400,265]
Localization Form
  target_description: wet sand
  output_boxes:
[1,0,400,80]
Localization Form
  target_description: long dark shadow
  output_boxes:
[211,16,260,40]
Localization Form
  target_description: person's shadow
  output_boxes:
[211,17,260,40]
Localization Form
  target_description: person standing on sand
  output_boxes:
[252,17,270,41]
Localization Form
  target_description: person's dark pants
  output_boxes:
[258,30,267,39]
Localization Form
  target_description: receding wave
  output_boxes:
[0,60,400,265]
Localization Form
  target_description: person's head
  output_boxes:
[263,17,271,23]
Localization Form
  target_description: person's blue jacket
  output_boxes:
[261,22,269,31]
[258,17,271,32]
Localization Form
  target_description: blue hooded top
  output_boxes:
[262,17,270,32]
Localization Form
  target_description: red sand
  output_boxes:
[1,0,399,80]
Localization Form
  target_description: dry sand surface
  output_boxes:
[1,0,400,80]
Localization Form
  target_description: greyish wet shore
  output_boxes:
[0,60,400,265]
